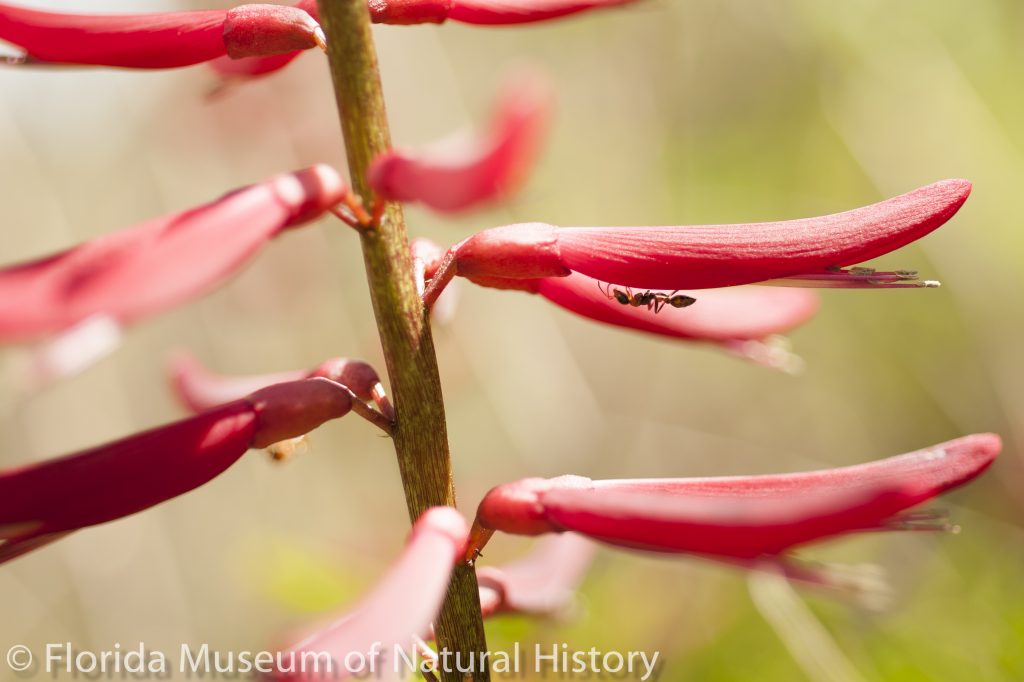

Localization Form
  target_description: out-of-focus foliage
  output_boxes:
[1,0,1022,679]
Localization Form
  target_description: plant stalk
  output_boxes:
[315,1,490,679]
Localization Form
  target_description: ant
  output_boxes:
[597,282,696,314]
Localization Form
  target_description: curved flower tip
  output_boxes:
[0,378,353,564]
[274,507,468,682]
[369,0,641,25]
[465,434,1000,564]
[525,272,818,370]
[169,352,393,424]
[476,533,595,619]
[0,2,324,69]
[432,180,971,297]
[0,165,347,343]
[369,70,553,213]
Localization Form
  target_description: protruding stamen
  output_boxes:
[884,508,958,533]
[764,268,941,289]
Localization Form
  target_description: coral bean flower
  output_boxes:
[415,238,817,370]
[169,351,395,425]
[274,507,469,682]
[0,2,325,69]
[423,179,971,305]
[0,378,354,565]
[0,165,348,342]
[368,71,552,213]
[465,434,1000,568]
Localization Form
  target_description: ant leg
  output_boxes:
[626,287,641,307]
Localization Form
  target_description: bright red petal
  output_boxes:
[0,377,353,564]
[0,402,258,541]
[469,434,1000,561]
[275,507,469,681]
[0,2,322,69]
[369,72,552,213]
[445,181,970,291]
[0,165,346,342]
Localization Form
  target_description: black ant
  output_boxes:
[597,282,696,314]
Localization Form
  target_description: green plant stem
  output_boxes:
[315,1,490,679]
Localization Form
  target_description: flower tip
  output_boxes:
[922,177,972,219]
[313,26,327,51]
[417,506,471,557]
[965,432,1002,467]
[945,177,973,200]
[272,164,348,227]
[905,432,1002,497]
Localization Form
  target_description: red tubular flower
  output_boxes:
[368,71,552,213]
[465,434,1001,566]
[169,351,395,422]
[0,2,325,69]
[0,378,354,565]
[476,533,595,619]
[424,180,971,305]
[273,506,468,682]
[0,165,348,343]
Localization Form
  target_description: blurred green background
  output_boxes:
[1,0,1023,679]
